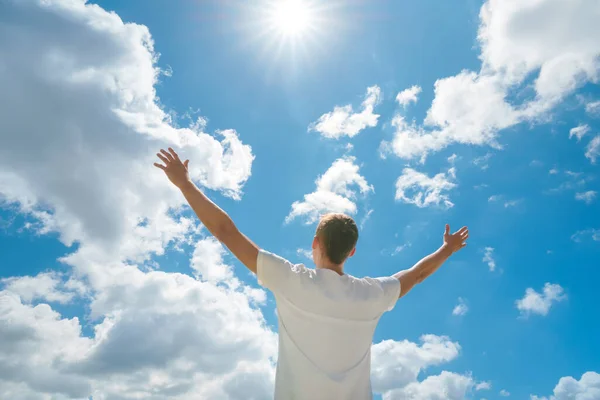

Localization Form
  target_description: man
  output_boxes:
[154,148,469,400]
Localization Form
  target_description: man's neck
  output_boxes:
[316,262,344,276]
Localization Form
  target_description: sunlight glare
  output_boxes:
[270,0,312,36]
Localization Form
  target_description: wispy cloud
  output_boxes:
[571,229,600,242]
[488,195,521,208]
[391,242,411,256]
[569,124,590,142]
[585,100,600,116]
[585,136,600,164]
[296,248,312,260]
[473,153,493,170]
[483,247,496,272]
[360,209,374,229]
[575,191,597,204]
[545,170,590,194]
[452,297,469,316]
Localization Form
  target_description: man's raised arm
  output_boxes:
[154,148,259,274]
[393,225,468,298]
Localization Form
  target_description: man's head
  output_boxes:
[312,213,358,267]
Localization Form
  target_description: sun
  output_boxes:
[268,0,314,37]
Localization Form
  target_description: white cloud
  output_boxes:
[395,167,457,208]
[396,85,422,107]
[531,371,600,400]
[0,0,254,265]
[452,298,469,316]
[488,195,521,208]
[296,248,312,260]
[191,237,234,283]
[545,170,590,194]
[1,272,80,304]
[475,381,492,391]
[586,101,600,117]
[585,136,600,164]
[381,0,600,161]
[500,389,511,396]
[383,371,475,400]
[473,153,493,170]
[575,191,597,204]
[286,156,373,224]
[360,208,374,229]
[569,124,590,142]
[516,283,566,317]
[483,247,496,272]
[571,229,600,242]
[381,72,515,161]
[308,86,382,139]
[0,261,277,400]
[0,1,274,398]
[371,335,461,394]
[392,243,411,256]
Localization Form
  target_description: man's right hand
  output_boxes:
[154,148,192,189]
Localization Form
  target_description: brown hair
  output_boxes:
[315,213,359,265]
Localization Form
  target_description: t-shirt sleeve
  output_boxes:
[256,249,302,292]
[374,276,401,312]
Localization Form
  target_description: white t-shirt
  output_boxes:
[257,249,401,400]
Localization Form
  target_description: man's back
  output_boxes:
[257,250,400,400]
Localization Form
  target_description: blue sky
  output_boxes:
[1,0,599,399]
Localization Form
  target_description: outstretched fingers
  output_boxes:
[168,147,180,161]
[153,162,166,170]
[160,149,174,162]
[157,152,170,165]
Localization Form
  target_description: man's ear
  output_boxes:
[312,235,318,250]
[348,247,356,258]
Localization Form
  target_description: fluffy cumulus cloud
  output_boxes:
[309,85,382,139]
[191,237,234,283]
[0,1,274,398]
[516,283,567,317]
[381,0,600,161]
[531,371,600,400]
[286,156,373,224]
[0,271,84,304]
[394,167,457,208]
[396,85,422,107]
[0,261,277,400]
[0,0,254,260]
[371,335,478,400]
